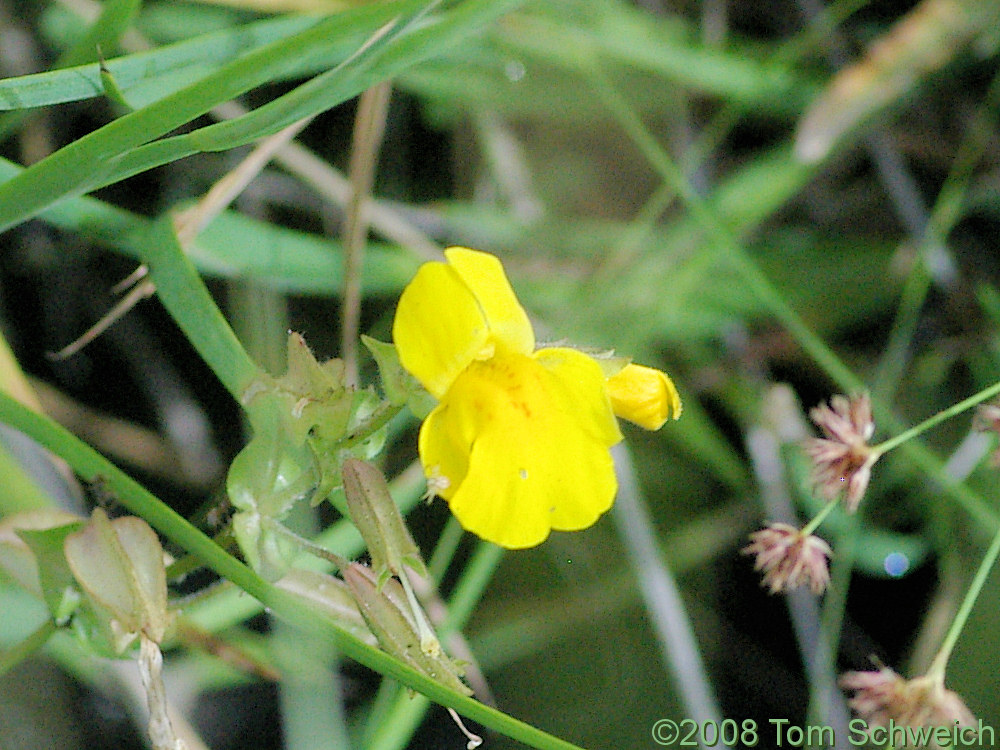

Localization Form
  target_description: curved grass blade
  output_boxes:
[53,0,529,199]
[0,0,429,232]
[0,391,591,750]
[0,15,320,112]
[0,0,142,139]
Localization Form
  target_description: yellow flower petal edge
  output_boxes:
[605,363,682,430]
[419,348,620,549]
[443,248,534,356]
[392,248,534,399]
[392,261,490,399]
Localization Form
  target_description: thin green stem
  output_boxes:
[178,466,425,636]
[440,541,505,633]
[801,497,839,537]
[587,59,1000,535]
[264,517,350,570]
[0,392,583,750]
[926,519,1000,681]
[873,380,1000,456]
[165,524,236,581]
[587,64,858,393]
[872,262,932,405]
[363,540,505,749]
[337,400,404,451]
[874,68,1000,404]
[0,0,423,232]
[427,516,466,583]
[398,569,443,656]
[0,0,141,140]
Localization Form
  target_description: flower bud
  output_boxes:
[605,363,682,429]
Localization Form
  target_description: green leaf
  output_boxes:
[362,335,436,417]
[143,213,261,400]
[0,155,421,298]
[404,0,811,120]
[190,211,421,295]
[53,0,142,69]
[14,521,84,625]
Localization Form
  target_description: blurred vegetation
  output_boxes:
[1,0,1000,748]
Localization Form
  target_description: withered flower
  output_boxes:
[804,393,879,512]
[742,522,832,595]
[840,666,976,730]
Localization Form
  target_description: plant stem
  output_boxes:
[342,81,393,388]
[264,517,350,571]
[0,391,587,750]
[802,497,839,537]
[584,55,997,533]
[363,539,505,749]
[873,380,1000,456]
[926,518,1000,681]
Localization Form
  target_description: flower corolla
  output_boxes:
[393,247,679,548]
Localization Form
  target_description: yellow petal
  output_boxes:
[444,247,534,356]
[419,348,621,549]
[605,363,682,430]
[392,261,491,399]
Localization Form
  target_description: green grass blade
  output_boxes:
[0,0,428,232]
[0,15,320,111]
[0,392,592,750]
[59,0,142,67]
[504,0,808,108]
[70,0,530,193]
[0,0,528,234]
[0,155,418,296]
[142,214,260,399]
[0,0,142,139]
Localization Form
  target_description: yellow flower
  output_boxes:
[392,247,680,549]
[606,363,682,430]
